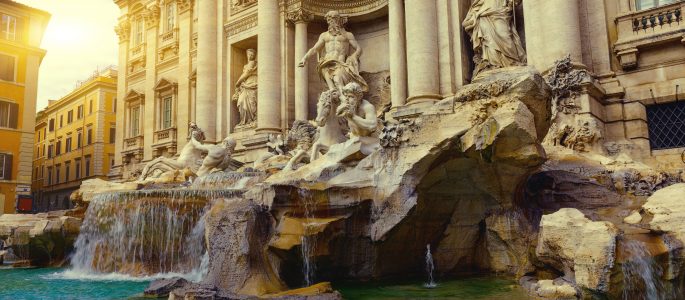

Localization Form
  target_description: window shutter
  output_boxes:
[2,154,12,180]
[8,102,18,129]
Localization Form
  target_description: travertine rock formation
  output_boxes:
[536,208,618,293]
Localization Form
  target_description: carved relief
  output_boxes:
[143,5,161,28]
[224,14,258,38]
[230,0,257,15]
[176,0,194,13]
[286,9,314,24]
[114,20,131,42]
[380,119,416,148]
[284,0,388,18]
[463,0,526,78]
[232,49,258,129]
[542,55,601,153]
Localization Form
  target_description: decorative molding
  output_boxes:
[284,0,388,18]
[230,0,257,16]
[143,5,161,28]
[286,9,314,25]
[224,14,258,38]
[114,20,131,43]
[177,0,194,13]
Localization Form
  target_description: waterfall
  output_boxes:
[68,189,231,279]
[300,188,316,287]
[425,244,436,288]
[620,239,664,300]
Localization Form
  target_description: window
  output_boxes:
[113,98,117,112]
[67,110,73,123]
[135,19,144,45]
[0,153,11,180]
[163,96,172,129]
[647,101,685,150]
[166,3,176,32]
[85,156,91,177]
[0,54,14,82]
[131,106,140,136]
[59,115,63,128]
[109,155,115,169]
[89,100,93,114]
[65,162,70,182]
[47,167,52,184]
[42,144,44,157]
[1,14,20,41]
[56,140,61,156]
[55,164,61,184]
[77,105,84,119]
[0,100,18,129]
[49,119,54,131]
[47,144,53,158]
[77,131,82,148]
[75,159,81,179]
[65,136,72,152]
[87,128,93,145]
[636,0,678,10]
[109,127,116,143]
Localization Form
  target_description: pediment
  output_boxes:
[125,90,145,103]
[154,78,178,92]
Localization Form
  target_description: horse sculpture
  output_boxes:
[310,89,348,161]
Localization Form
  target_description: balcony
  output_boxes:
[615,1,685,70]
[152,127,177,154]
[129,43,146,59]
[123,136,144,152]
[158,28,179,62]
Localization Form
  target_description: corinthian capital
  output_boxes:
[143,5,160,27]
[177,0,194,13]
[286,9,313,25]
[114,20,131,42]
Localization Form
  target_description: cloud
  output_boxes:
[13,0,119,111]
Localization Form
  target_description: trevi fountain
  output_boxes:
[2,0,685,299]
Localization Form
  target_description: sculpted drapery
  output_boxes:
[233,49,258,127]
[463,0,526,77]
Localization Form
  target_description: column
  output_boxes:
[197,0,218,140]
[404,0,441,105]
[388,0,407,108]
[524,0,582,70]
[288,10,313,120]
[257,0,282,132]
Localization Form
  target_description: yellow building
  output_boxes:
[0,0,49,214]
[32,67,118,211]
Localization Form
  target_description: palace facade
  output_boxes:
[32,68,118,211]
[0,0,49,214]
[111,0,685,180]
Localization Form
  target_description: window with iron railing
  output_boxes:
[636,0,681,10]
[647,101,685,150]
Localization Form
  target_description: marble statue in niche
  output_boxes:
[233,48,258,128]
[298,10,368,93]
[463,0,527,78]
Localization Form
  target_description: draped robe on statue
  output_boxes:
[463,0,526,77]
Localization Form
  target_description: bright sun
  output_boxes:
[45,22,87,45]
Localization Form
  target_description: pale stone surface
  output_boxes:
[536,208,618,293]
[643,184,685,243]
[624,210,642,224]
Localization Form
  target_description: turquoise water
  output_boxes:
[0,267,150,300]
[335,277,530,300]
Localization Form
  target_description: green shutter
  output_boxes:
[8,102,18,129]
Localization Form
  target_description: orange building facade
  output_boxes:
[0,0,49,214]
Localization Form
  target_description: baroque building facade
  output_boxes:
[32,68,118,211]
[0,0,49,214]
[111,0,685,180]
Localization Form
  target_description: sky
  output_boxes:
[14,0,120,111]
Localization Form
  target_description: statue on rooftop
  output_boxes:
[233,49,258,128]
[463,0,526,78]
[298,10,368,93]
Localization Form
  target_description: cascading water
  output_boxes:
[300,189,316,287]
[68,189,235,278]
[425,244,436,288]
[620,239,664,300]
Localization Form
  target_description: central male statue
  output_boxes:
[298,10,368,93]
